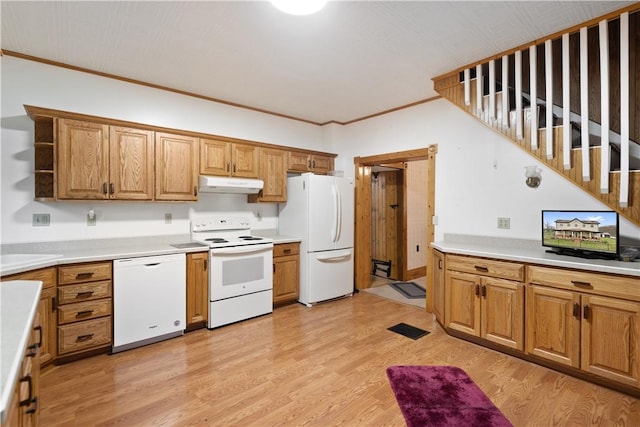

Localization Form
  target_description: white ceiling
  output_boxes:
[1,1,634,124]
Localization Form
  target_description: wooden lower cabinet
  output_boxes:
[431,249,445,324]
[273,242,300,306]
[445,255,524,351]
[186,252,209,330]
[5,311,41,427]
[56,262,112,357]
[1,267,57,367]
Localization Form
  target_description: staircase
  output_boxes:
[433,6,640,228]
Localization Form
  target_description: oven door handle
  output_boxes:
[211,244,273,255]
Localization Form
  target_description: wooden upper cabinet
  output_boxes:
[287,151,333,174]
[57,119,110,199]
[109,127,154,200]
[155,132,199,201]
[57,119,154,200]
[248,148,287,203]
[200,138,259,178]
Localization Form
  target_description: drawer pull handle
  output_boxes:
[572,303,581,319]
[76,310,94,318]
[76,291,94,299]
[19,375,33,407]
[474,265,489,272]
[26,396,38,415]
[75,272,94,280]
[571,280,592,288]
[76,333,95,342]
[283,249,291,254]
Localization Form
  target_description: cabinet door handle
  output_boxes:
[438,259,443,269]
[571,280,592,288]
[34,325,43,348]
[109,183,115,194]
[481,285,487,297]
[307,159,311,168]
[474,265,489,272]
[204,260,207,271]
[273,264,276,273]
[76,310,94,318]
[26,396,38,415]
[75,272,94,280]
[583,305,591,320]
[19,375,33,407]
[76,334,95,342]
[475,284,480,296]
[572,303,581,319]
[226,162,230,172]
[76,291,94,299]
[52,296,57,312]
[313,160,316,168]
[233,164,237,173]
[193,186,198,196]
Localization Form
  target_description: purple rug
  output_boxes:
[386,365,513,427]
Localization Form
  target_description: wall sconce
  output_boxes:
[524,166,542,189]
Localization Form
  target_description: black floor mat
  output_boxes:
[387,323,431,340]
[390,282,426,299]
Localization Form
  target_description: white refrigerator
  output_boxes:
[279,173,354,306]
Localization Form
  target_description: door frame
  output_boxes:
[353,145,437,312]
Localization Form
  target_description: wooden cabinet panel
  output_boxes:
[581,295,640,387]
[249,148,287,203]
[57,119,110,199]
[287,152,334,174]
[288,151,310,172]
[155,132,199,201]
[109,126,154,200]
[432,249,445,325]
[446,254,524,281]
[58,262,111,285]
[526,284,582,367]
[273,243,300,306]
[310,155,332,174]
[2,267,57,366]
[57,299,112,325]
[481,277,524,351]
[186,252,208,330]
[57,280,111,304]
[58,317,111,355]
[200,138,258,178]
[445,270,481,336]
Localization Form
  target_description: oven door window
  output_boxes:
[222,256,264,286]
[209,245,273,300]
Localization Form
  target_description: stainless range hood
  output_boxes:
[198,175,264,194]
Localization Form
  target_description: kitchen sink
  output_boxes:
[0,253,63,272]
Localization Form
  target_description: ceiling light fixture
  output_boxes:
[270,0,327,16]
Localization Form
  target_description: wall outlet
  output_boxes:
[33,213,50,226]
[497,217,511,229]
[165,213,172,224]
[87,213,96,226]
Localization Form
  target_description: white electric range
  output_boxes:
[191,216,273,328]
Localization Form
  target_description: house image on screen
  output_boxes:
[554,218,603,241]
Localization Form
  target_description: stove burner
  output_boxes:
[239,236,262,241]
[205,238,229,243]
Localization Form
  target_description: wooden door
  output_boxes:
[526,285,580,368]
[109,126,154,200]
[580,295,640,387]
[200,138,231,176]
[432,250,445,324]
[370,170,402,279]
[186,252,208,330]
[481,277,524,351]
[57,119,109,199]
[249,148,287,203]
[231,143,259,178]
[155,132,199,201]
[445,270,480,336]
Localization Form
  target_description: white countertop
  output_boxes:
[252,229,302,244]
[432,235,640,278]
[1,280,42,421]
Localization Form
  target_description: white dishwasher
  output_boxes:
[113,253,186,353]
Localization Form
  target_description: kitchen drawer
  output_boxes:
[58,261,112,285]
[57,280,112,304]
[273,242,300,258]
[527,265,640,301]
[58,299,112,325]
[446,254,524,281]
[58,317,111,355]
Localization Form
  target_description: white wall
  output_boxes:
[2,56,639,245]
[335,99,640,242]
[0,57,329,243]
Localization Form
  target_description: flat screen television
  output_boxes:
[542,210,619,260]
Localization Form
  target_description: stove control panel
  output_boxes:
[192,216,251,232]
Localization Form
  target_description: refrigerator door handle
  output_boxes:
[335,182,342,242]
[315,250,352,261]
[331,184,339,242]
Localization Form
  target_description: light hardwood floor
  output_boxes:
[40,293,639,426]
